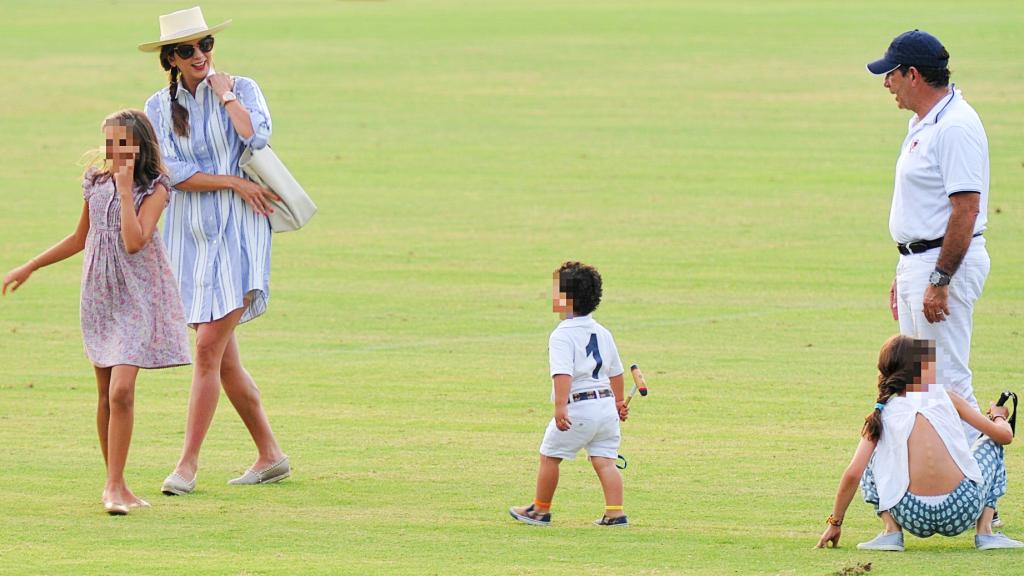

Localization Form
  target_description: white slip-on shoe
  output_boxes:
[161,472,196,495]
[976,532,1024,550]
[228,456,291,485]
[856,531,904,551]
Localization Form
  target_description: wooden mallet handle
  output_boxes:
[625,364,648,407]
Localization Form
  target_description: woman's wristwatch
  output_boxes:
[826,513,842,527]
[221,91,237,105]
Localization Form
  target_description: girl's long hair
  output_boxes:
[862,335,936,442]
[83,109,165,188]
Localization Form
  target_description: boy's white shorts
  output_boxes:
[539,401,620,460]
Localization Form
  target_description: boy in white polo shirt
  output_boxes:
[509,261,629,527]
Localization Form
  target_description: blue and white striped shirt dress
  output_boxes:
[144,76,273,325]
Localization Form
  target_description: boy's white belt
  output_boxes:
[569,388,613,403]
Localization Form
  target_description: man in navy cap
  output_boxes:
[868,31,991,443]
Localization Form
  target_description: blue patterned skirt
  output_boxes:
[861,437,1006,538]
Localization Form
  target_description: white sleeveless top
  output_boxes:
[872,386,982,511]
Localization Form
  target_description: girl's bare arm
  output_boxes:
[3,202,90,294]
[118,177,169,254]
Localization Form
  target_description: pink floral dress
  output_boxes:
[80,168,191,369]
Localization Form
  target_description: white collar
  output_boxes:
[557,314,594,328]
[172,66,216,102]
[912,84,959,128]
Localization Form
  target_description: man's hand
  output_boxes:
[923,284,950,323]
[890,278,898,321]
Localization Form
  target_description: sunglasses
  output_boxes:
[172,36,215,60]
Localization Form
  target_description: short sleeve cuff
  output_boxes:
[945,185,982,196]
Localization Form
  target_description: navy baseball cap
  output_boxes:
[866,29,949,75]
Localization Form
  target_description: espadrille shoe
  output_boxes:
[161,472,196,495]
[228,456,291,485]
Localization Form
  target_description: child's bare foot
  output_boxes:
[103,486,140,508]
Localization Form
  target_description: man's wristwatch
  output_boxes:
[929,268,951,287]
[826,513,842,527]
[220,91,237,105]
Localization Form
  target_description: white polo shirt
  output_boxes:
[889,85,989,244]
[548,314,624,401]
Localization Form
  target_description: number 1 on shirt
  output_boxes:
[586,333,603,379]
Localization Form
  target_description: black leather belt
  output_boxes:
[570,388,613,403]
[897,232,982,256]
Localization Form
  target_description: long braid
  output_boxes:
[862,335,921,442]
[168,67,190,137]
[160,47,190,138]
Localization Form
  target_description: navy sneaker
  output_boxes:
[509,504,551,526]
[593,515,629,527]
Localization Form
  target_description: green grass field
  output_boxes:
[2,1,1023,574]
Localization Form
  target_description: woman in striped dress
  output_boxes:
[139,7,289,493]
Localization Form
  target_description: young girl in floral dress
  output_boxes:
[3,109,191,515]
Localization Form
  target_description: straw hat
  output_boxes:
[138,6,231,52]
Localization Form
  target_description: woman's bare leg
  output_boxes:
[220,332,285,470]
[171,307,245,480]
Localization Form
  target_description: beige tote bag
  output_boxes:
[239,145,317,232]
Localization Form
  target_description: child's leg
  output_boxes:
[591,456,624,518]
[220,333,285,470]
[94,366,112,467]
[879,511,901,534]
[104,365,139,503]
[973,436,1006,536]
[173,307,245,479]
[533,455,561,512]
[977,506,996,536]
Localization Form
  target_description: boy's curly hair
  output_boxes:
[556,261,603,317]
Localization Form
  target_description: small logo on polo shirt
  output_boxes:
[909,139,920,153]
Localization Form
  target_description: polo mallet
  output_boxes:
[996,390,1018,435]
[617,364,650,470]
[625,364,649,407]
